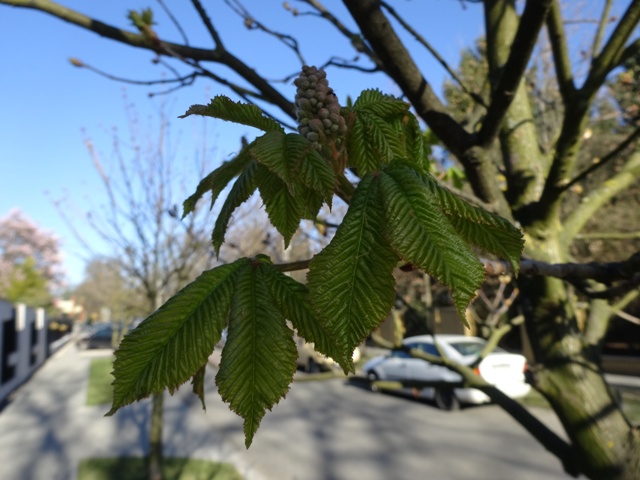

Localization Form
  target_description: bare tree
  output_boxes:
[55,98,221,480]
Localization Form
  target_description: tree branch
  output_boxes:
[484,251,640,285]
[295,0,382,67]
[561,152,640,243]
[618,37,640,67]
[343,0,510,213]
[561,125,640,193]
[546,0,576,101]
[157,0,189,46]
[477,0,552,147]
[191,0,224,48]
[403,347,579,475]
[613,308,640,326]
[380,1,487,108]
[70,58,198,96]
[582,0,640,96]
[576,231,640,240]
[342,0,473,158]
[0,0,297,120]
[591,0,614,58]
[224,0,306,65]
[0,0,218,60]
[578,276,640,299]
[370,328,577,474]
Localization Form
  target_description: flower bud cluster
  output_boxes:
[294,66,347,146]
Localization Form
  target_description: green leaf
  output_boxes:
[250,131,335,202]
[261,265,352,372]
[299,188,325,221]
[191,363,207,410]
[420,174,523,274]
[353,89,410,118]
[378,165,485,319]
[179,96,283,133]
[212,160,259,255]
[182,149,252,218]
[347,114,393,174]
[296,145,336,204]
[346,95,408,174]
[400,114,430,172]
[256,166,304,248]
[308,174,398,354]
[216,262,297,447]
[107,260,247,416]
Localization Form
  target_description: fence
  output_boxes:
[0,299,48,404]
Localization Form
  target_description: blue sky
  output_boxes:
[0,1,626,287]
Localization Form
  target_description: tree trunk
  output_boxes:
[148,392,164,480]
[519,235,640,479]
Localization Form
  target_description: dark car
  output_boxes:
[75,324,115,350]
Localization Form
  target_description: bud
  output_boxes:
[293,65,347,148]
[69,57,84,68]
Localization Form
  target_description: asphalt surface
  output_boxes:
[0,343,603,480]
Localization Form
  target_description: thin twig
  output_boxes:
[295,0,382,67]
[157,0,189,46]
[380,1,487,109]
[191,0,224,48]
[477,0,553,146]
[591,0,614,58]
[71,59,198,89]
[561,125,640,193]
[576,231,640,240]
[613,309,640,326]
[225,0,306,65]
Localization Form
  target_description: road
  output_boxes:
[0,344,576,480]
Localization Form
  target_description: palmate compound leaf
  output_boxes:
[378,165,486,321]
[182,148,252,218]
[345,91,410,175]
[347,113,394,175]
[249,131,336,203]
[191,363,207,410]
[255,166,305,248]
[216,258,298,447]
[212,160,259,255]
[179,95,283,133]
[353,89,410,118]
[399,113,430,173]
[419,173,524,274]
[261,265,352,373]
[307,174,399,355]
[107,259,248,416]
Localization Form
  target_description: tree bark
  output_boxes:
[520,235,640,480]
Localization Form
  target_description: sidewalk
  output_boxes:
[0,343,265,480]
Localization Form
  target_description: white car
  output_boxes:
[363,334,530,410]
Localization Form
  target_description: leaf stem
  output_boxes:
[272,259,311,272]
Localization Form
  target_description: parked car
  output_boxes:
[363,334,530,410]
[75,323,116,350]
[296,337,362,373]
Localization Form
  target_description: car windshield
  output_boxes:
[448,340,506,356]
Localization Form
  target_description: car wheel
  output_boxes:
[307,358,321,374]
[434,388,460,411]
[366,371,379,392]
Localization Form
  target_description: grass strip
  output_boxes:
[78,457,242,480]
[86,357,114,406]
